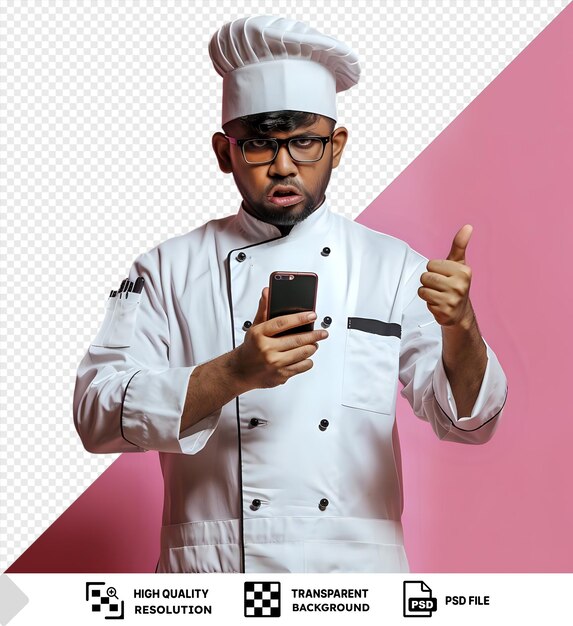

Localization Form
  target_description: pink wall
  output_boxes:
[8,4,573,573]
[8,453,163,573]
[358,3,573,571]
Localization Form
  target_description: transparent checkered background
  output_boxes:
[1,0,568,570]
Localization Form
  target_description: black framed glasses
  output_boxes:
[225,133,334,164]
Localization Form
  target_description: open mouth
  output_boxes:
[268,186,304,206]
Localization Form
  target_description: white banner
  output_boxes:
[1,573,571,625]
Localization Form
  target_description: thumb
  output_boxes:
[446,224,473,263]
[252,287,269,326]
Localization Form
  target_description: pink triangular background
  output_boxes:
[8,3,573,573]
[8,453,163,572]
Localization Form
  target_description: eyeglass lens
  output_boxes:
[243,138,324,163]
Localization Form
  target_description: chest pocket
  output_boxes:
[91,293,142,348]
[341,317,401,414]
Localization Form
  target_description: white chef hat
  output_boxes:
[208,15,361,127]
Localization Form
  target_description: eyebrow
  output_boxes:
[255,130,321,138]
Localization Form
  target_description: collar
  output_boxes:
[233,196,333,244]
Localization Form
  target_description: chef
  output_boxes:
[73,15,508,573]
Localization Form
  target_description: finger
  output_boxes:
[446,224,473,263]
[426,259,471,277]
[263,310,317,337]
[274,328,328,351]
[419,271,452,292]
[252,287,269,326]
[427,302,448,323]
[281,358,314,377]
[418,286,452,305]
[274,343,319,368]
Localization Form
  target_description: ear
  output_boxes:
[331,126,348,169]
[212,132,233,174]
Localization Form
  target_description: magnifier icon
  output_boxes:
[106,587,118,599]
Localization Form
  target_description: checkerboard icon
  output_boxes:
[244,581,281,617]
[85,582,124,620]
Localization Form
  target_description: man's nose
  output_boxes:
[268,143,298,176]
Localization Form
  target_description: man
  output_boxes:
[73,15,508,573]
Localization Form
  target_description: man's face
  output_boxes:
[213,115,347,227]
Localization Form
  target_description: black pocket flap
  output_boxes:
[347,317,401,338]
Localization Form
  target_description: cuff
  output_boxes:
[122,366,221,454]
[432,340,508,430]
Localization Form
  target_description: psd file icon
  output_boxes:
[403,580,438,617]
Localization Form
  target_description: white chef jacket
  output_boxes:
[73,197,508,573]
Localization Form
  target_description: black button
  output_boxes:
[319,419,329,431]
[251,498,261,511]
[243,320,252,331]
[321,316,332,328]
[249,418,260,427]
[236,252,247,262]
[321,247,331,257]
[319,498,329,511]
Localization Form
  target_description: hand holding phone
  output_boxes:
[232,277,326,391]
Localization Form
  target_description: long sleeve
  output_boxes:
[73,247,221,455]
[398,255,508,444]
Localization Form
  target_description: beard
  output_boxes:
[234,166,332,228]
[252,195,319,226]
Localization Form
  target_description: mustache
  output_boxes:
[267,183,303,194]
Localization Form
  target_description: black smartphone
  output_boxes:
[267,271,318,337]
